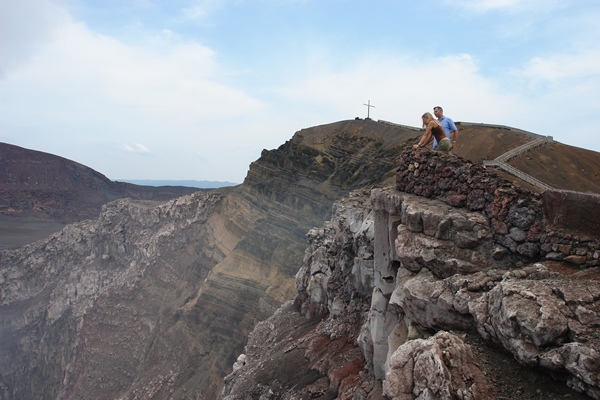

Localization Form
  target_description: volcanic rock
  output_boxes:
[224,148,600,400]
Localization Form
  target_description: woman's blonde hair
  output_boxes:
[421,112,434,128]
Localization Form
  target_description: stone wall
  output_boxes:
[543,189,600,238]
[396,149,600,267]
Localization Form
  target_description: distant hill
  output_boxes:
[116,179,238,188]
[0,142,202,224]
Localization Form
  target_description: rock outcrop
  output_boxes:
[395,150,600,268]
[383,331,497,400]
[1,193,226,399]
[224,149,600,400]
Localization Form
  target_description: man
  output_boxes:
[433,106,458,150]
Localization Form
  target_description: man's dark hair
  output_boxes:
[434,106,443,112]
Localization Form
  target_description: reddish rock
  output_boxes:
[559,244,573,255]
[446,194,467,207]
[491,218,509,235]
[564,255,587,265]
[527,221,542,242]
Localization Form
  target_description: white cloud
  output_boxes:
[509,48,600,147]
[123,143,151,153]
[521,51,600,82]
[0,0,70,77]
[447,0,561,12]
[0,2,269,181]
[269,47,600,153]
[274,52,524,128]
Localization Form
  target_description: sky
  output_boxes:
[1,0,600,183]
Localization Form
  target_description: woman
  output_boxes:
[412,112,451,153]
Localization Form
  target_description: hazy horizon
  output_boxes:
[116,178,238,188]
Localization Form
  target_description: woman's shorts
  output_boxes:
[436,138,451,153]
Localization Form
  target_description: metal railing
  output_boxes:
[483,160,553,191]
[496,136,554,162]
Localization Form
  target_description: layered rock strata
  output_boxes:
[3,122,600,399]
[0,120,417,399]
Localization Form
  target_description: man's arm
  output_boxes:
[451,128,458,144]
[449,119,458,148]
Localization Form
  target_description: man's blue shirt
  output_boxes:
[439,116,457,136]
[433,116,457,148]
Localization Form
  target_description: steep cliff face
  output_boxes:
[223,150,600,400]
[1,193,225,399]
[0,120,418,399]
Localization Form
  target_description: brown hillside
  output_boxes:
[451,123,600,194]
[0,143,201,221]
[510,142,600,193]
[452,123,532,163]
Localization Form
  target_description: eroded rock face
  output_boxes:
[1,193,225,400]
[226,163,599,399]
[223,190,379,400]
[225,189,501,398]
[376,186,600,400]
[472,275,600,396]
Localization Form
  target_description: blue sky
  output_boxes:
[1,0,599,183]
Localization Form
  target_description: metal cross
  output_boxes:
[363,100,375,119]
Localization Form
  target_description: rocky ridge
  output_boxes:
[223,149,600,399]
